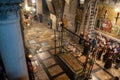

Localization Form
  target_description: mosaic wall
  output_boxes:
[96,4,120,37]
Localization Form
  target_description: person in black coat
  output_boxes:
[82,41,90,56]
[103,46,112,62]
[112,76,119,80]
[34,15,38,21]
[38,14,43,23]
[79,32,84,45]
[115,53,120,69]
[104,56,113,69]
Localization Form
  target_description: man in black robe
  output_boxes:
[82,41,90,56]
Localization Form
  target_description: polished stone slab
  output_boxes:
[58,53,83,72]
[57,53,83,80]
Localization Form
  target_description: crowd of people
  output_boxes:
[80,33,120,69]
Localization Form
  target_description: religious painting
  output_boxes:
[96,4,120,39]
[101,18,112,33]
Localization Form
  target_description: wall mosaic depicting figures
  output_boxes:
[96,4,120,38]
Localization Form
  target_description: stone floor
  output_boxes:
[24,18,120,80]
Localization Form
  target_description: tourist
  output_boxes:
[104,55,113,69]
[82,42,90,56]
[103,44,112,62]
[62,15,68,28]
[48,17,52,29]
[113,76,119,80]
[115,53,120,69]
[39,14,43,23]
[91,37,97,52]
[79,32,84,45]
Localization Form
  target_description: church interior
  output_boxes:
[0,0,120,80]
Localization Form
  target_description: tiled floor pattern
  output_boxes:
[95,70,112,80]
[33,49,70,80]
[24,20,120,80]
[43,58,56,68]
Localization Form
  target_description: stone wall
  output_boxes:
[64,0,77,32]
[36,0,42,14]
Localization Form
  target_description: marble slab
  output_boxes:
[58,53,83,73]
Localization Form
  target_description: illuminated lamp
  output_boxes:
[31,0,36,3]
[115,8,119,12]
[28,54,32,58]
[80,0,85,4]
[33,8,36,12]
[25,5,30,11]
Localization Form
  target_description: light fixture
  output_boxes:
[115,8,119,12]
[33,8,36,12]
[25,5,30,11]
[28,54,32,58]
[80,0,85,4]
[31,0,36,3]
[27,23,30,26]
[48,0,52,2]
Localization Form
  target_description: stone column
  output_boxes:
[64,0,77,31]
[36,0,42,14]
[0,0,29,80]
[52,0,65,30]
